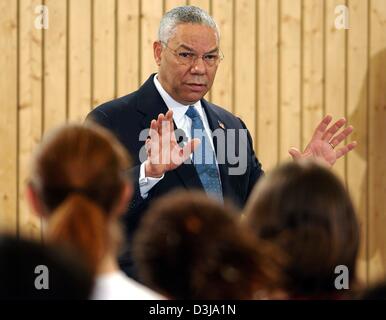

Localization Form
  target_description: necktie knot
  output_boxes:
[185,105,200,119]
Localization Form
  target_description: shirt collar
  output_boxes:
[153,74,202,123]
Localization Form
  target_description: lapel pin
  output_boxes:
[218,120,225,130]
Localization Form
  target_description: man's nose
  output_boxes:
[190,56,206,74]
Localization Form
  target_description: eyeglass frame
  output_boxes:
[160,41,224,67]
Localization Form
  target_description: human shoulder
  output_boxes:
[88,74,157,124]
[90,90,139,120]
[203,100,245,129]
[92,271,164,300]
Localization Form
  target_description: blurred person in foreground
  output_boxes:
[133,191,283,299]
[0,234,92,300]
[26,124,163,300]
[243,160,361,299]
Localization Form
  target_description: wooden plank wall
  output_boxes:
[0,0,385,285]
[0,0,18,235]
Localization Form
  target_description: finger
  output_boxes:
[181,138,201,159]
[160,112,174,136]
[288,147,302,160]
[150,118,159,145]
[166,110,175,136]
[157,113,165,133]
[160,115,170,138]
[165,109,173,122]
[149,120,160,159]
[329,125,353,148]
[157,114,167,155]
[162,110,172,128]
[145,138,151,157]
[322,118,346,142]
[312,115,333,140]
[149,119,158,139]
[163,110,178,143]
[336,141,357,159]
[161,124,173,166]
[162,110,173,135]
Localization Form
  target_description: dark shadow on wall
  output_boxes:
[349,49,386,284]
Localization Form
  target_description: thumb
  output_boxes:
[288,147,301,160]
[181,138,201,159]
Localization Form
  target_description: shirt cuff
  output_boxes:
[139,161,164,199]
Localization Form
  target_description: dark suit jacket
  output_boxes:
[87,74,263,276]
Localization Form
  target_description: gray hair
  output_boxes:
[158,6,220,44]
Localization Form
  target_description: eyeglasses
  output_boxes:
[161,42,224,67]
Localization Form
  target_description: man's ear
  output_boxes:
[115,182,133,217]
[153,41,163,66]
[25,184,46,218]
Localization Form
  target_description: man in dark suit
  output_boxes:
[87,6,357,278]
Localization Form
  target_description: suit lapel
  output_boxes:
[200,99,223,153]
[135,75,169,128]
[135,74,203,190]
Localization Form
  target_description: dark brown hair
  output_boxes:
[244,160,360,298]
[0,234,93,299]
[29,124,130,275]
[133,191,282,299]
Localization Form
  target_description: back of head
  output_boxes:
[244,160,360,298]
[29,123,131,275]
[159,6,220,44]
[133,191,280,299]
[0,234,92,299]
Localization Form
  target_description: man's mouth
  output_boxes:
[185,83,207,91]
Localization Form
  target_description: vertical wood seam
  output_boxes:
[231,0,235,114]
[91,0,94,109]
[344,0,349,185]
[255,0,259,154]
[16,0,20,237]
[137,0,140,86]
[300,0,304,149]
[66,0,69,121]
[322,0,326,116]
[277,0,281,160]
[366,0,371,285]
[114,0,118,99]
[41,0,46,239]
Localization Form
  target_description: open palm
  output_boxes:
[145,110,200,177]
[288,115,357,167]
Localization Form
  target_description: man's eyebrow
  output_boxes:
[178,44,219,54]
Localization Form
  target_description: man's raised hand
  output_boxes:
[288,115,357,167]
[144,110,200,177]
